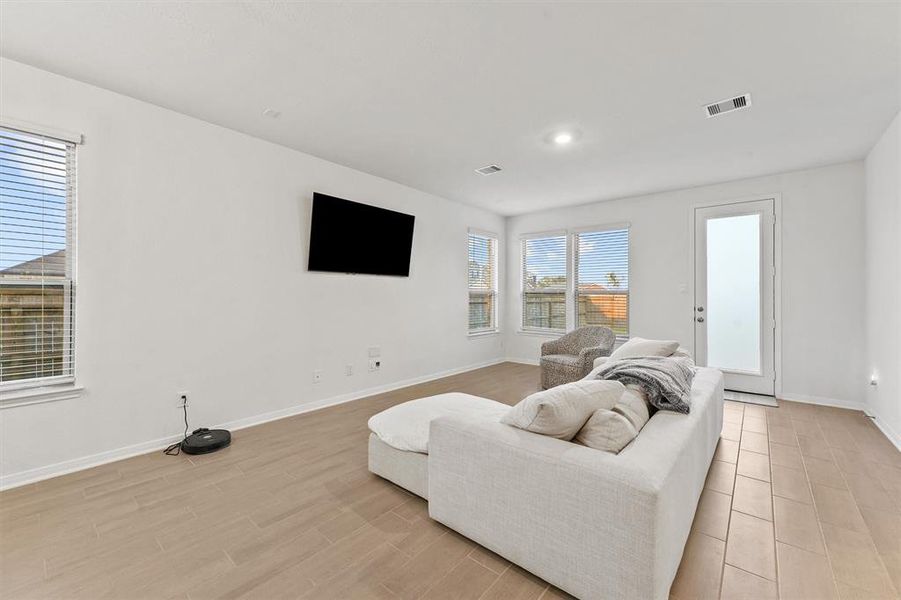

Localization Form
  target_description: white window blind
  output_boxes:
[468,232,498,332]
[522,234,567,330]
[574,228,629,337]
[0,126,76,388]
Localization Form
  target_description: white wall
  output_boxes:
[504,162,867,407]
[864,112,900,447]
[0,59,505,486]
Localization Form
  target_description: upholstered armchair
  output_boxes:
[540,326,616,389]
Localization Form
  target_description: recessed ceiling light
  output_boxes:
[262,108,281,119]
[553,132,573,145]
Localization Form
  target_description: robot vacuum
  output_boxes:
[180,427,231,455]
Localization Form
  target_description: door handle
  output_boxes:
[696,306,705,312]
[696,316,705,323]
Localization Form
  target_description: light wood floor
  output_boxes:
[1,362,899,600]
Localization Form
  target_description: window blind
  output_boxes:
[468,232,497,332]
[0,127,76,387]
[522,234,566,330]
[574,228,629,336]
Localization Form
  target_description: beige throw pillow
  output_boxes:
[574,387,651,453]
[609,337,680,360]
[501,380,626,440]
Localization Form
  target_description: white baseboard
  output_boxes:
[0,358,506,491]
[505,357,539,366]
[778,392,864,411]
[864,407,901,451]
[218,357,505,433]
[778,392,901,450]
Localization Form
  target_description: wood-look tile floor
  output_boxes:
[673,392,901,600]
[1,362,899,600]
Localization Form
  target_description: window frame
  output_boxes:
[572,223,631,342]
[519,224,630,337]
[467,228,499,336]
[520,230,569,334]
[0,123,79,396]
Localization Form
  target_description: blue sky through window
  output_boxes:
[524,236,566,288]
[525,230,628,289]
[0,129,68,275]
[577,229,628,290]
[468,234,494,289]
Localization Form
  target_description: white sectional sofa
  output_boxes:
[368,367,725,600]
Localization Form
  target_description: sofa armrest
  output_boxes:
[428,416,661,600]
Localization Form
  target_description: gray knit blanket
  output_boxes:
[594,356,695,414]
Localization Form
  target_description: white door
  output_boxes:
[695,199,776,396]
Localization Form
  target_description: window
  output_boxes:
[521,234,567,331]
[468,231,498,333]
[0,127,76,388]
[574,228,630,337]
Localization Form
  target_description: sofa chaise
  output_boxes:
[368,367,724,600]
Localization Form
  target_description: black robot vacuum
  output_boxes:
[180,427,231,455]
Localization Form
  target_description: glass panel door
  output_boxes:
[695,199,775,396]
[706,214,761,374]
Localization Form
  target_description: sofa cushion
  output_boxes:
[501,379,625,440]
[540,353,580,366]
[574,387,650,453]
[368,392,509,453]
[609,337,679,360]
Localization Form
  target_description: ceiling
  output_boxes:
[1,2,898,216]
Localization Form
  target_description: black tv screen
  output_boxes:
[308,193,415,276]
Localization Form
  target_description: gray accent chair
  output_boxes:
[540,326,616,389]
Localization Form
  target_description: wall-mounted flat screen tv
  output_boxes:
[308,193,415,276]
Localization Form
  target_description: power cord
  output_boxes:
[164,400,189,456]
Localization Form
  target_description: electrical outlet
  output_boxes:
[177,391,189,408]
[368,359,381,372]
[313,370,323,384]
[345,364,353,376]
[368,346,381,358]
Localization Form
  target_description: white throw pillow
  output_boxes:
[501,380,626,440]
[574,387,650,453]
[671,347,694,360]
[609,337,680,360]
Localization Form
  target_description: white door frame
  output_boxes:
[689,194,783,398]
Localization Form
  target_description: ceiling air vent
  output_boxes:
[705,94,752,118]
[475,164,502,176]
